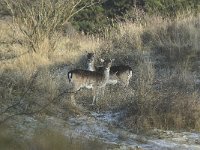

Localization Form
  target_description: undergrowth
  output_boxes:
[0,2,200,134]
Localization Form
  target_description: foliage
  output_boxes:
[94,13,200,131]
[72,4,107,33]
[145,0,200,17]
[103,0,144,18]
[4,0,97,53]
[72,0,145,33]
[2,0,199,34]
[72,0,199,33]
[0,0,200,134]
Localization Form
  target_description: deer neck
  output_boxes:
[87,61,95,71]
[104,67,110,81]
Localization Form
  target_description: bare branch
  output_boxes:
[0,70,39,115]
[4,0,102,53]
[0,90,74,125]
[63,0,101,25]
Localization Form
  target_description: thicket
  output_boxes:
[72,0,199,33]
[1,0,199,33]
[1,0,99,53]
[0,0,200,135]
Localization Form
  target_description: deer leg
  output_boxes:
[70,92,76,105]
[92,96,96,105]
[125,79,130,87]
[101,86,105,97]
[126,71,132,87]
[92,88,97,105]
[95,88,101,104]
[70,84,80,105]
[121,79,128,88]
[92,87,100,105]
[120,75,129,88]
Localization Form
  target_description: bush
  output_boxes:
[96,13,200,132]
[4,0,96,53]
[145,0,199,17]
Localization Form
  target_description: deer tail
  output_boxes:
[68,71,72,83]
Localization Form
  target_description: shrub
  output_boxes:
[145,0,199,17]
[96,13,200,132]
[4,0,97,54]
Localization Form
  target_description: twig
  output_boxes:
[0,51,29,62]
[63,0,101,25]
[0,70,39,115]
[0,90,74,125]
[24,90,69,115]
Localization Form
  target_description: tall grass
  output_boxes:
[0,1,200,135]
[0,127,107,150]
[80,12,200,131]
[110,13,200,131]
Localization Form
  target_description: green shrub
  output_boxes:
[145,0,199,17]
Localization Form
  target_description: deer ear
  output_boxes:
[100,58,105,63]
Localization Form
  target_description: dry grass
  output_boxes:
[78,12,200,131]
[0,5,200,135]
[0,16,101,122]
[28,129,106,150]
[0,126,107,150]
[108,13,200,132]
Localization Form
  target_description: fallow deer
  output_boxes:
[68,59,113,105]
[86,52,132,87]
[86,52,95,71]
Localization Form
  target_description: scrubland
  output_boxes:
[0,3,200,149]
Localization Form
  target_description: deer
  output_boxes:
[68,59,113,105]
[86,52,133,88]
[86,52,95,71]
